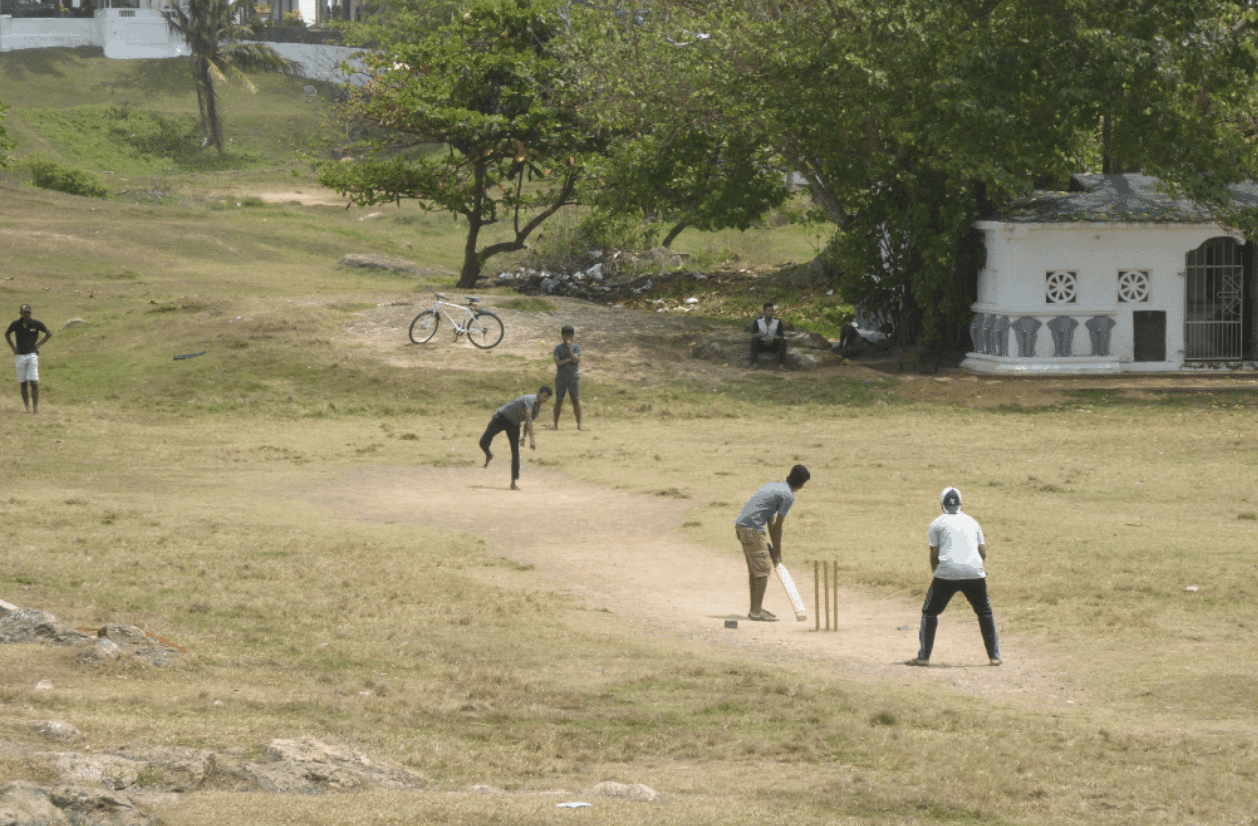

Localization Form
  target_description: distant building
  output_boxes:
[965,174,1258,374]
[1,0,362,82]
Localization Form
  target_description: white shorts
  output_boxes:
[15,353,39,383]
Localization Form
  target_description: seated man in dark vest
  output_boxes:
[745,302,788,371]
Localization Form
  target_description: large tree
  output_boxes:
[317,0,603,288]
[164,0,298,154]
[575,0,1258,345]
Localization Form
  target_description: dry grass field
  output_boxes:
[1,49,1257,826]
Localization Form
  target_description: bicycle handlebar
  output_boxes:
[426,286,478,305]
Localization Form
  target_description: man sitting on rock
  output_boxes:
[745,301,788,371]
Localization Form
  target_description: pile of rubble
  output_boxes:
[495,248,706,305]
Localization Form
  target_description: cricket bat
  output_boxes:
[775,562,808,622]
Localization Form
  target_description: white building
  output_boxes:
[0,1,357,82]
[964,174,1258,375]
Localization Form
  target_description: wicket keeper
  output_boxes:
[907,487,1002,667]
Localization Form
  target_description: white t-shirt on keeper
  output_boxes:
[928,512,986,580]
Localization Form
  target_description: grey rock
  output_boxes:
[30,721,82,744]
[52,754,142,791]
[46,786,153,826]
[0,781,69,826]
[689,329,838,371]
[79,638,121,667]
[2,602,184,668]
[794,331,833,350]
[94,626,183,667]
[240,737,427,794]
[585,781,660,801]
[108,746,218,794]
[0,601,91,646]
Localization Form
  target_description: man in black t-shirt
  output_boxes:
[5,304,52,414]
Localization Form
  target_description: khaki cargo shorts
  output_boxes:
[736,525,773,578]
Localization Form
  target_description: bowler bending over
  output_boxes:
[479,387,552,490]
[734,464,810,621]
[907,487,1001,667]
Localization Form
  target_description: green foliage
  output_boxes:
[0,99,14,168]
[25,155,108,198]
[584,125,792,248]
[832,172,984,347]
[332,0,464,45]
[316,0,603,288]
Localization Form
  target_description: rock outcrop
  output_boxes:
[0,599,184,668]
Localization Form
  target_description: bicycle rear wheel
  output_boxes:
[468,310,505,349]
[409,310,440,344]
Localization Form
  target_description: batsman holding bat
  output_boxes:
[734,465,810,621]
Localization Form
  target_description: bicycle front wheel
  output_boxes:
[409,310,440,344]
[468,310,505,349]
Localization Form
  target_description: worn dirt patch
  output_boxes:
[348,291,1258,405]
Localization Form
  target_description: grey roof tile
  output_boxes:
[993,174,1258,223]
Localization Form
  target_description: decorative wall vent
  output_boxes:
[1045,270,1078,304]
[1117,270,1150,303]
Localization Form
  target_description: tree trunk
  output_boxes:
[661,221,689,249]
[458,215,483,289]
[198,60,223,153]
[1101,114,1116,175]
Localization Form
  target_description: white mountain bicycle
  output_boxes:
[408,288,505,349]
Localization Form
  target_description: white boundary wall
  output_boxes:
[243,40,365,85]
[0,10,365,84]
[1,15,100,51]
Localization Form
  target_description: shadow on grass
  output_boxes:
[994,386,1258,413]
[0,45,102,81]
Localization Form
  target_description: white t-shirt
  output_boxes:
[928,512,986,580]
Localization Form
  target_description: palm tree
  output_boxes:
[164,0,299,153]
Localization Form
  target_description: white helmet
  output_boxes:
[940,487,962,514]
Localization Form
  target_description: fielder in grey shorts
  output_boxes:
[552,324,583,430]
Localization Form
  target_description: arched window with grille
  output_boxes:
[1184,237,1244,361]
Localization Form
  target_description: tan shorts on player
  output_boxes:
[736,525,773,578]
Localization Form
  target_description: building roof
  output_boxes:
[990,174,1258,224]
